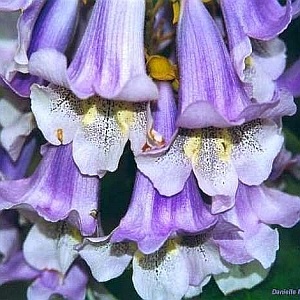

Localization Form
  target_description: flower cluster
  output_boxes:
[0,0,300,299]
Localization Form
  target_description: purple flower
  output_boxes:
[79,224,239,300]
[0,87,35,160]
[216,183,300,268]
[0,0,79,97]
[220,0,292,83]
[278,58,300,97]
[137,83,283,198]
[27,263,88,300]
[0,143,99,235]
[29,0,158,101]
[110,172,217,254]
[175,0,293,129]
[30,84,151,177]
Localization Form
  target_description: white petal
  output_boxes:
[30,84,81,145]
[1,111,35,160]
[231,119,283,185]
[23,220,81,274]
[136,131,192,196]
[132,241,189,300]
[214,260,269,295]
[73,99,132,176]
[79,239,132,282]
[192,128,238,197]
[180,238,228,286]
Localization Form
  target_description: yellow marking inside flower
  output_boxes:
[172,78,179,92]
[202,0,213,3]
[166,239,177,252]
[135,239,178,264]
[70,226,83,243]
[147,55,177,81]
[82,103,98,126]
[171,0,180,24]
[245,56,253,68]
[56,128,63,143]
[115,104,134,134]
[183,132,201,162]
[216,129,232,161]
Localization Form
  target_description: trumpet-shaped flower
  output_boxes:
[0,87,35,160]
[216,183,300,268]
[0,0,79,97]
[31,84,151,177]
[220,0,292,82]
[111,172,217,254]
[0,144,99,236]
[176,0,294,129]
[29,0,158,101]
[79,224,241,300]
[23,219,82,275]
[137,82,283,199]
[214,260,270,296]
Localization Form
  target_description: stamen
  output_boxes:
[56,128,63,143]
[89,209,98,219]
[170,0,180,24]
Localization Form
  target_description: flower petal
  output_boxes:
[214,260,269,295]
[30,85,81,145]
[111,173,217,254]
[79,239,133,282]
[231,119,283,186]
[29,0,158,101]
[132,241,189,300]
[0,251,39,285]
[27,264,88,300]
[23,220,81,274]
[250,185,300,228]
[221,0,292,41]
[0,144,99,235]
[179,237,228,286]
[73,99,147,176]
[136,131,192,196]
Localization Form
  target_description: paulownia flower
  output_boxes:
[110,171,217,254]
[215,183,300,267]
[0,86,35,160]
[278,57,300,98]
[0,143,99,236]
[0,0,79,97]
[29,0,158,101]
[79,222,242,300]
[30,84,152,177]
[176,0,295,129]
[23,219,82,275]
[137,83,283,198]
[220,0,292,88]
